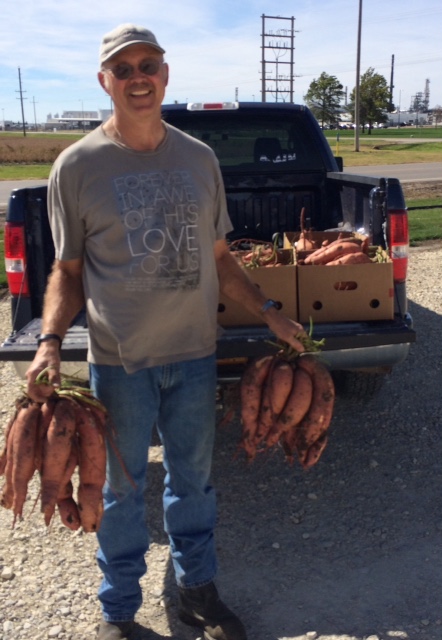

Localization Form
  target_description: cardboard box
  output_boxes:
[284,230,394,323]
[217,249,298,326]
[297,261,394,323]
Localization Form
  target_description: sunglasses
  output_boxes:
[104,59,163,81]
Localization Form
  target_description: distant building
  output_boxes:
[45,109,112,130]
[386,110,428,127]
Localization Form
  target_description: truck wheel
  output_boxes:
[332,370,387,401]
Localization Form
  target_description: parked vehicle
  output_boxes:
[1,102,415,401]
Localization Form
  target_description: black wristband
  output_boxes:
[37,333,63,349]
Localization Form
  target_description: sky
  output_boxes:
[1,0,441,125]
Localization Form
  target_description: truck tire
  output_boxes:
[332,370,387,401]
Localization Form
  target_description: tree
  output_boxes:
[348,68,390,134]
[432,106,442,128]
[304,72,344,128]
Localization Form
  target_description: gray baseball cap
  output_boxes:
[99,23,165,63]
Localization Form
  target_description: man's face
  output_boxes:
[98,44,169,121]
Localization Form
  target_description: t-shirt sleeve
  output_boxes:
[48,160,85,261]
[212,158,233,240]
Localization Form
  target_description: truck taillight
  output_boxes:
[4,222,30,296]
[387,209,409,283]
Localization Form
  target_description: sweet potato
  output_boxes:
[294,355,335,468]
[56,443,81,532]
[57,445,81,531]
[57,442,78,495]
[267,368,312,451]
[296,232,316,251]
[296,208,316,251]
[325,251,372,266]
[240,355,274,459]
[75,404,106,532]
[0,422,15,510]
[41,398,77,526]
[75,405,106,486]
[305,241,362,265]
[269,366,313,449]
[303,237,364,263]
[77,484,104,533]
[11,401,41,519]
[57,495,82,531]
[302,432,329,469]
[257,359,294,445]
[0,412,17,476]
[305,234,367,264]
[35,398,56,473]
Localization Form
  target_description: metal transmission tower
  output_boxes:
[260,14,297,103]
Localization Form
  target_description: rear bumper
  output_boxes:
[1,315,416,381]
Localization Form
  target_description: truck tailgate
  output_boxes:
[0,315,415,369]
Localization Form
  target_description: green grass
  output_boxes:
[0,164,52,179]
[408,205,442,245]
[327,136,442,166]
[407,197,442,208]
[0,131,83,141]
[324,127,442,139]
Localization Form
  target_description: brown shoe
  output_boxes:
[178,582,247,640]
[97,620,135,640]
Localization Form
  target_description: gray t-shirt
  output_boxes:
[48,123,232,373]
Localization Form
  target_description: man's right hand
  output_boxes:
[26,342,62,403]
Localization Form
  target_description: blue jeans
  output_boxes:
[89,354,218,622]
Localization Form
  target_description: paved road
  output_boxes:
[0,180,48,208]
[344,162,442,182]
[0,163,441,207]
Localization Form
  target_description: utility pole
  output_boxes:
[80,100,85,133]
[16,67,27,137]
[354,0,363,152]
[261,15,297,103]
[32,96,38,130]
[389,54,395,112]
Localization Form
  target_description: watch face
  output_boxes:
[262,299,279,312]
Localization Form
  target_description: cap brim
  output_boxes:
[101,39,165,63]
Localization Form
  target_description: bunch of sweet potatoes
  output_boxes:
[0,381,108,533]
[301,235,371,266]
[239,350,335,469]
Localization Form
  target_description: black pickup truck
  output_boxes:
[1,102,415,399]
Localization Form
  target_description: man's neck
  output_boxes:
[103,115,166,151]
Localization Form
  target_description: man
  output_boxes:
[26,24,307,640]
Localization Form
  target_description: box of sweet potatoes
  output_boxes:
[283,231,394,323]
[217,243,298,326]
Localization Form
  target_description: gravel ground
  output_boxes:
[0,243,441,640]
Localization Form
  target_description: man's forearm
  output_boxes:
[217,250,270,318]
[41,261,85,338]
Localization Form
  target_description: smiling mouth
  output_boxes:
[130,87,152,97]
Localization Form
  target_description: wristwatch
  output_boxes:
[260,299,280,313]
[37,333,63,349]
